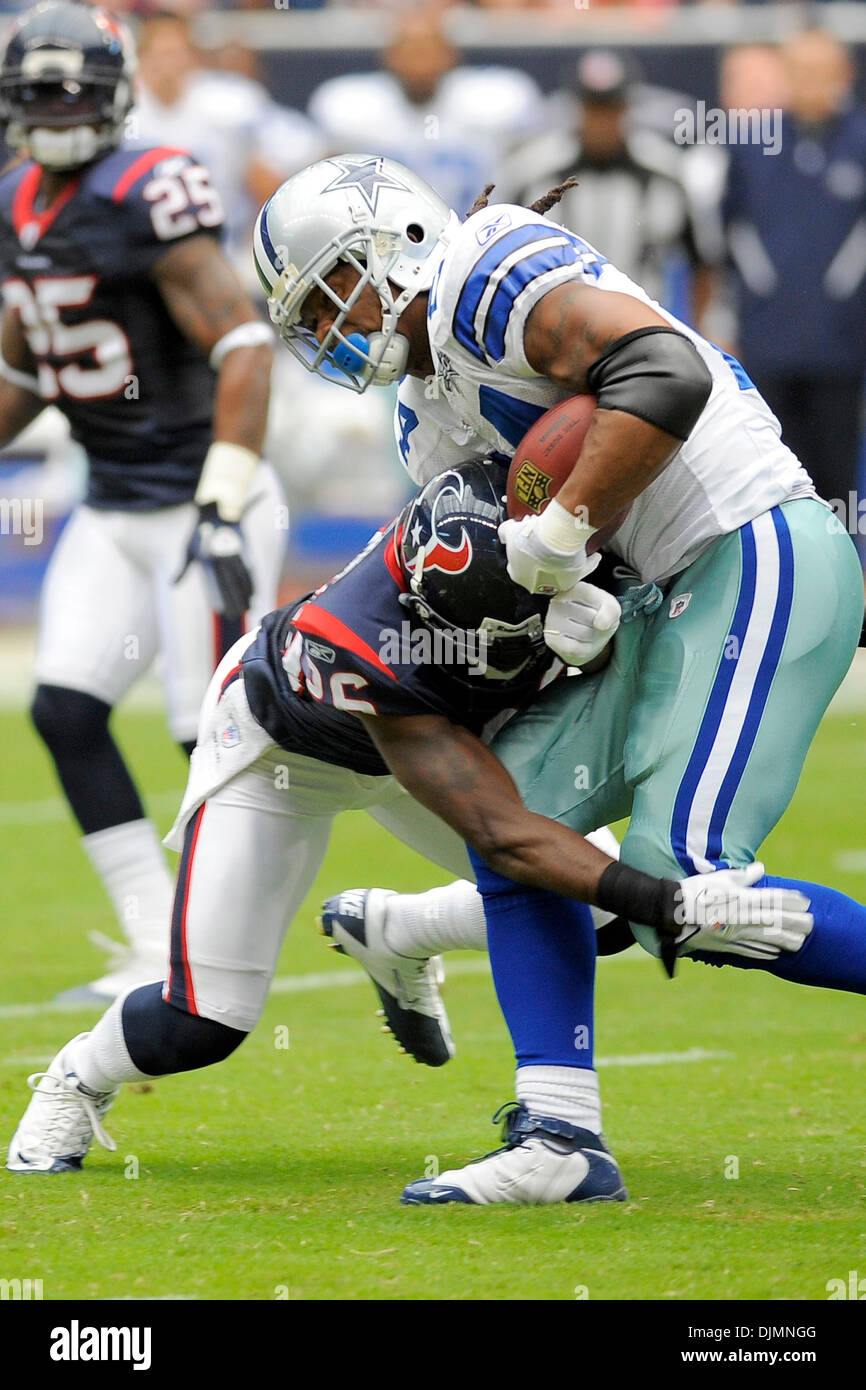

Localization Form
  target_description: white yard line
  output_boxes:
[0,953,662,1021]
[0,789,183,826]
[0,958,735,1072]
[596,1047,733,1067]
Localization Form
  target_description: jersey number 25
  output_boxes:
[4,274,133,401]
[144,165,224,241]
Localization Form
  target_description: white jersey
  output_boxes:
[396,203,813,584]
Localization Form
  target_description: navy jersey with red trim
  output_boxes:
[241,520,558,776]
[0,144,224,509]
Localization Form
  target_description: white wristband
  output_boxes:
[208,321,274,371]
[194,441,260,522]
[536,497,597,554]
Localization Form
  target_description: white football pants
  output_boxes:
[162,633,472,1031]
[34,463,286,743]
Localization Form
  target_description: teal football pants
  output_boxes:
[492,498,864,955]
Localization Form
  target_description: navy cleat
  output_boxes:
[401,1103,628,1206]
[318,888,454,1067]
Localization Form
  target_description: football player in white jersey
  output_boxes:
[308,9,543,219]
[251,154,865,1205]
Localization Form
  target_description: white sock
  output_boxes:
[382,826,620,958]
[66,994,156,1092]
[82,819,173,964]
[384,879,487,958]
[516,1064,602,1134]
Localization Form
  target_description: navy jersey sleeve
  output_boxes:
[92,146,225,277]
[287,600,440,721]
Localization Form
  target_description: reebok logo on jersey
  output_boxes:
[476,212,512,246]
[669,593,693,619]
[18,222,41,251]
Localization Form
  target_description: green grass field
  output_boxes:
[1,705,865,1302]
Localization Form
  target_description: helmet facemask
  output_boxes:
[400,587,547,682]
[1,59,132,171]
[266,224,418,393]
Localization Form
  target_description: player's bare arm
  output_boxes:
[155,234,275,619]
[152,234,272,456]
[0,304,44,445]
[362,711,625,905]
[524,282,704,527]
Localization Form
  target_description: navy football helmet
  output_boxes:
[399,459,550,682]
[0,1,135,170]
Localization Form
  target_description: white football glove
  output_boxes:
[674,863,813,959]
[543,579,621,668]
[498,513,597,596]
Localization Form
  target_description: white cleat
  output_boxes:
[318,888,454,1066]
[6,1033,118,1174]
[402,1104,628,1206]
[52,934,164,1007]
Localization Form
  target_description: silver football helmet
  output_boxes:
[253,153,459,392]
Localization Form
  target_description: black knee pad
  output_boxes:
[30,684,111,754]
[122,983,247,1076]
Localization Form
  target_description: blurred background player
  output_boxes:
[0,1,284,1001]
[719,28,866,514]
[504,49,714,327]
[132,10,324,287]
[307,5,543,220]
[294,5,546,527]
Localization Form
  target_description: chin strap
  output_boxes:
[366,329,410,385]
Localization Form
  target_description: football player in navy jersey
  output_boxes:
[0,2,284,1001]
[6,460,810,1199]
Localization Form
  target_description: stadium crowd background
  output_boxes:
[3,0,866,626]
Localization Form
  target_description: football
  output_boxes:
[506,394,630,553]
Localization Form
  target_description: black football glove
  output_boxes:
[177,501,253,621]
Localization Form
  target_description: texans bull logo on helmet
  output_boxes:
[408,474,473,583]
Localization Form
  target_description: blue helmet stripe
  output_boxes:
[254,195,281,290]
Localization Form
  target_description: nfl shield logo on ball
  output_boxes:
[221,722,240,749]
[669,593,693,619]
[513,461,552,514]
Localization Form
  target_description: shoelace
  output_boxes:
[26,1070,117,1152]
[613,565,664,624]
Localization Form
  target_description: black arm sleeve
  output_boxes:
[586,326,713,441]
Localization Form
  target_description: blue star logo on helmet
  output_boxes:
[321,156,410,215]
